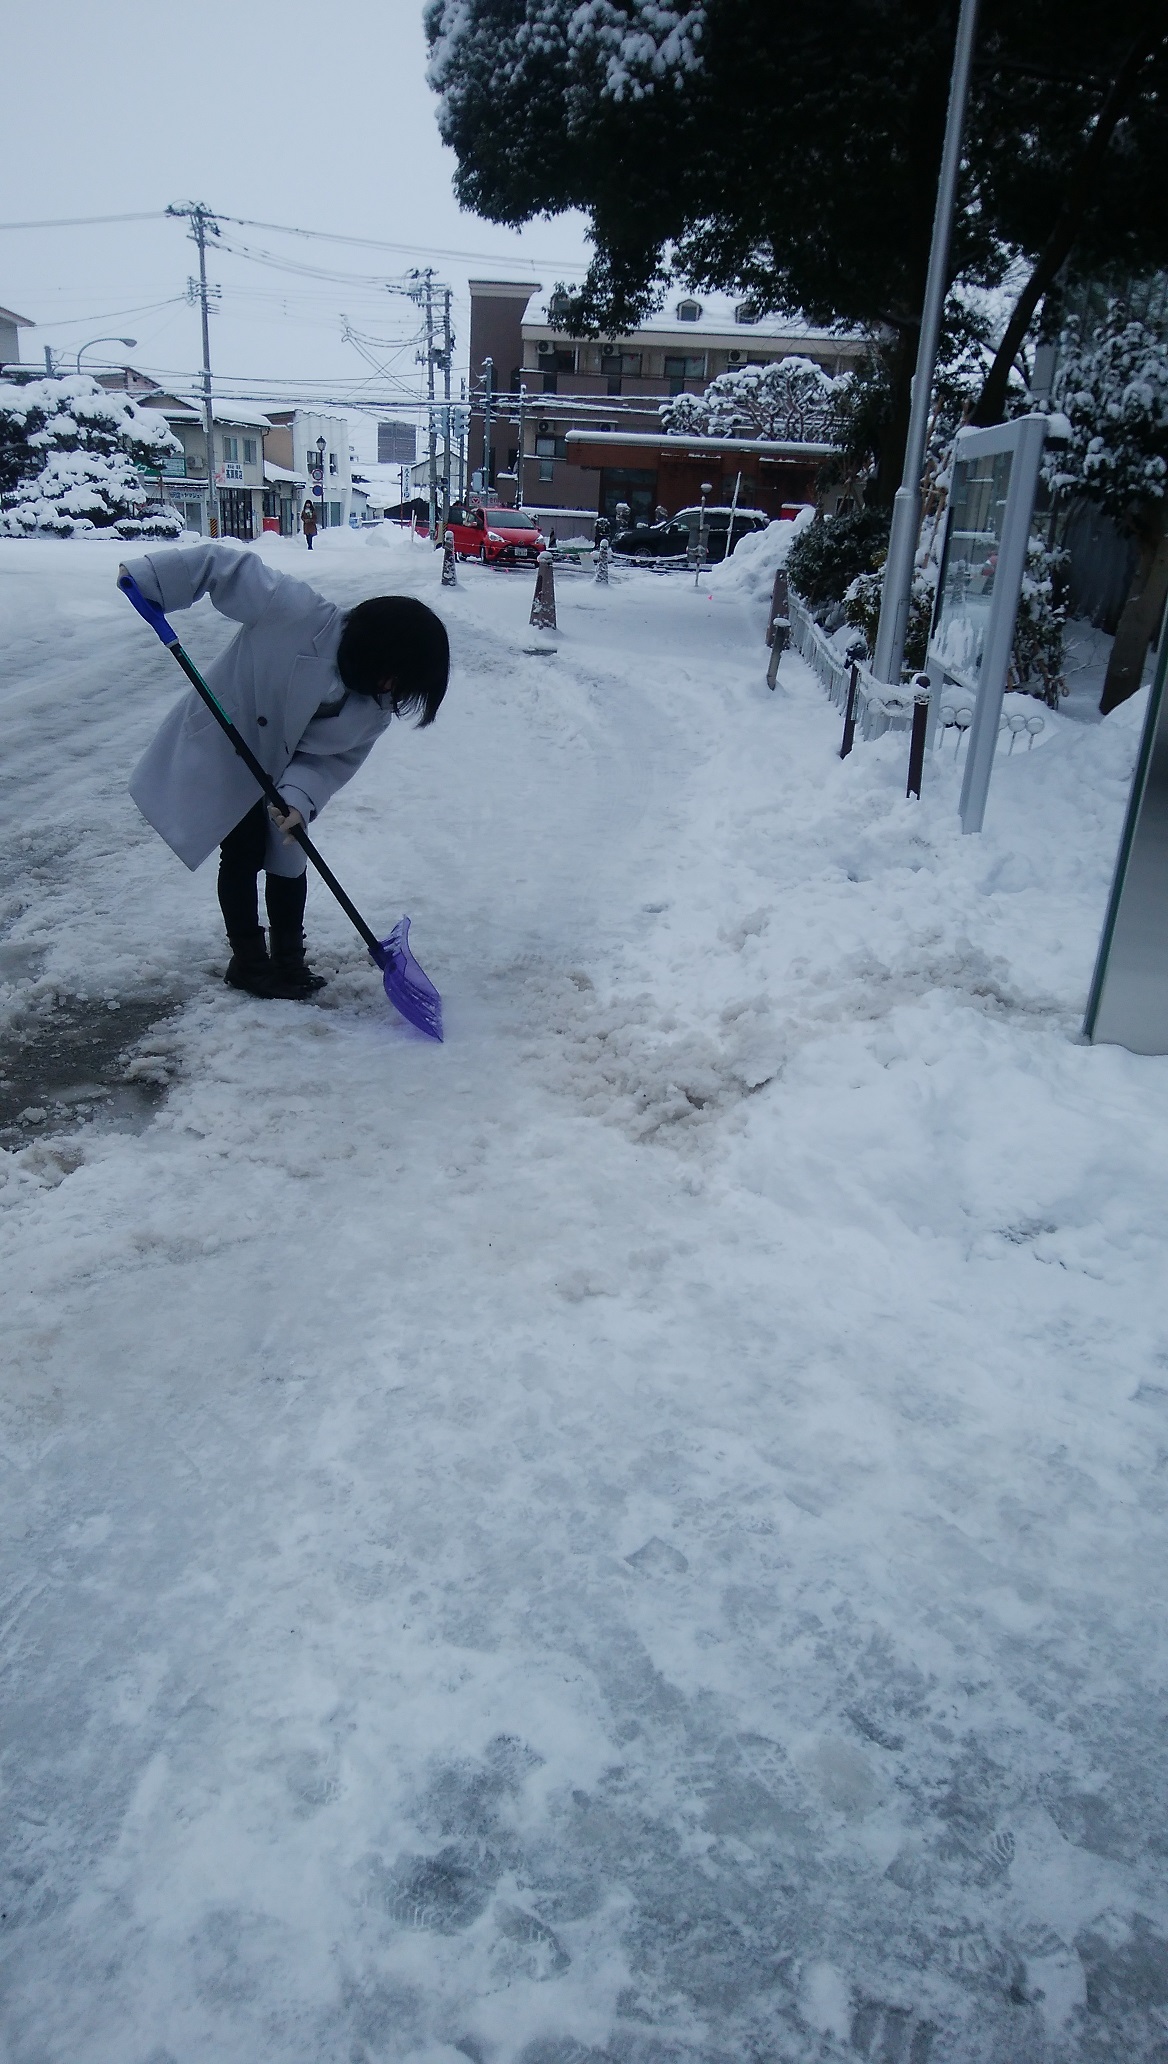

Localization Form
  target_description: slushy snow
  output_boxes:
[1,527,1167,2063]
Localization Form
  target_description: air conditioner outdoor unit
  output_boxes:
[537,340,553,355]
[728,350,746,364]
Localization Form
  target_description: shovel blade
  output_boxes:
[376,916,443,1041]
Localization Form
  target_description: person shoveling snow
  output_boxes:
[120,543,449,1004]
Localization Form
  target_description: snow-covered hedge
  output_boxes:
[0,375,182,538]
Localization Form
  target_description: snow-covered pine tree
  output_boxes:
[1047,311,1168,711]
[660,358,840,444]
[0,375,182,537]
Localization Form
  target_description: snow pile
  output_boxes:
[706,507,811,600]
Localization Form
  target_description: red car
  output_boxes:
[447,503,547,565]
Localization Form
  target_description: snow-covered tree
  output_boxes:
[660,356,839,443]
[426,0,1168,495]
[0,375,182,537]
[1046,311,1168,710]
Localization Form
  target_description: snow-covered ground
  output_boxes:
[2,527,1168,2064]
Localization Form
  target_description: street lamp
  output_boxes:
[76,336,137,375]
[311,433,326,510]
[695,481,714,587]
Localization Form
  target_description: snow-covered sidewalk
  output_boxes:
[2,528,1167,2064]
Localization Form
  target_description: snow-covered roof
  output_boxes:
[264,459,306,485]
[352,462,415,504]
[523,286,865,347]
[565,428,837,458]
[0,305,35,328]
[177,395,273,429]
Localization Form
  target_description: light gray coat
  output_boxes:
[125,543,391,875]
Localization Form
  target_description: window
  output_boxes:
[222,435,239,462]
[542,373,557,394]
[601,351,642,377]
[330,452,338,475]
[538,458,554,481]
[664,352,706,395]
[243,438,257,465]
[535,435,556,458]
[548,290,571,319]
[329,502,342,526]
[676,299,702,322]
[734,303,759,325]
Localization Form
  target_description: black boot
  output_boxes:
[224,927,278,997]
[268,927,327,998]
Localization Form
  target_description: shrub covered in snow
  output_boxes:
[1045,310,1168,709]
[843,567,934,672]
[661,358,840,444]
[786,506,889,615]
[0,375,181,537]
[1048,313,1168,523]
[1008,538,1069,705]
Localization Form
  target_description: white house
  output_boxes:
[263,410,351,529]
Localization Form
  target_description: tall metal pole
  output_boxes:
[481,358,494,494]
[422,271,438,542]
[441,288,453,539]
[459,378,467,501]
[872,0,981,683]
[516,383,527,508]
[194,206,219,540]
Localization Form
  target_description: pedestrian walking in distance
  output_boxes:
[301,498,318,549]
[123,543,449,999]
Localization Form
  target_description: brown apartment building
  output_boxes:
[467,279,869,529]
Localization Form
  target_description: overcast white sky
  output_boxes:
[0,0,594,460]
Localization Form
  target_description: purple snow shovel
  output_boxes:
[120,572,442,1040]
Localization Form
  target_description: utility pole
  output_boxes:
[458,378,467,502]
[871,0,980,683]
[441,287,453,540]
[411,268,439,541]
[516,383,528,508]
[482,356,493,495]
[167,201,221,538]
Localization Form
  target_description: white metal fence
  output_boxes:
[787,589,915,740]
[786,587,1045,760]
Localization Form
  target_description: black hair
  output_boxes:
[336,595,450,727]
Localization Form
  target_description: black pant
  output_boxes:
[218,801,306,944]
[305,531,314,549]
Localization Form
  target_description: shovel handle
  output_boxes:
[119,571,385,962]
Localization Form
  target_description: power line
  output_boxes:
[0,200,584,276]
[39,296,188,331]
[0,210,166,230]
[218,210,585,274]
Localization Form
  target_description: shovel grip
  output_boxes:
[118,571,179,647]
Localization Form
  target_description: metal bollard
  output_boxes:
[906,681,931,799]
[530,549,557,629]
[440,529,457,587]
[766,616,789,690]
[595,536,609,586]
[840,662,860,757]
